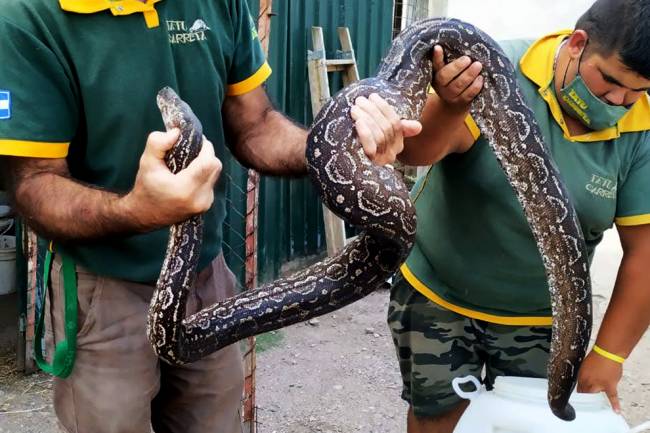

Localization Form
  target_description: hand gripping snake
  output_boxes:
[148,18,592,421]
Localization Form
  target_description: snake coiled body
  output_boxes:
[147,18,592,421]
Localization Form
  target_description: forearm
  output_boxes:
[8,164,143,242]
[398,93,471,166]
[4,128,222,243]
[232,107,308,176]
[594,250,650,358]
[575,227,650,409]
[224,88,308,176]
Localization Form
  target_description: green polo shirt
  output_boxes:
[401,31,650,325]
[0,0,271,281]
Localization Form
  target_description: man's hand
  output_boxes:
[124,129,222,229]
[577,350,623,413]
[432,45,483,110]
[350,93,422,166]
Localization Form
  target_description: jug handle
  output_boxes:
[451,375,482,400]
[0,218,12,236]
[629,421,650,433]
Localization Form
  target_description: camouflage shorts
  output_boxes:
[387,273,552,419]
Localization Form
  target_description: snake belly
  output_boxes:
[147,18,592,422]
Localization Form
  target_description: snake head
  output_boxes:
[156,86,195,133]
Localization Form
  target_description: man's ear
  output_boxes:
[566,30,589,60]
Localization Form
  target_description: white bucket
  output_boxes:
[0,205,12,236]
[452,375,650,433]
[0,235,16,296]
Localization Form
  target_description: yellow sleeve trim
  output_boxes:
[464,115,481,141]
[615,214,650,226]
[0,139,69,158]
[400,263,553,326]
[227,62,272,96]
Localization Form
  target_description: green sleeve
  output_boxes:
[616,133,650,226]
[225,0,271,96]
[0,17,77,158]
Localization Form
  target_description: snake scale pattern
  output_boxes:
[147,18,592,421]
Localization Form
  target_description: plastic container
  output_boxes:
[0,205,12,236]
[0,235,16,295]
[452,375,650,433]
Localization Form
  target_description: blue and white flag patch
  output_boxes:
[0,90,10,120]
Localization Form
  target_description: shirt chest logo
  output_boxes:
[167,19,211,45]
[586,173,617,200]
[0,90,11,120]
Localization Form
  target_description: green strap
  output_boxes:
[33,249,78,378]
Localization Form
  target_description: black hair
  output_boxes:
[576,0,650,79]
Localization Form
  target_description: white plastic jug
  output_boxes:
[452,375,650,433]
[0,204,12,235]
[0,235,16,296]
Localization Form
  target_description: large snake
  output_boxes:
[147,18,592,421]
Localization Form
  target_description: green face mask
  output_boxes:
[559,47,630,130]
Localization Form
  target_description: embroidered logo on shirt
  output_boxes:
[167,18,211,45]
[586,173,617,199]
[0,91,10,120]
[188,19,210,33]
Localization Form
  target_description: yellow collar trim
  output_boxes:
[59,0,162,28]
[519,30,650,141]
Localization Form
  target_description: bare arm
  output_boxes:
[223,86,424,174]
[4,156,137,242]
[577,224,650,412]
[222,86,309,176]
[2,130,222,242]
[597,224,650,358]
[399,46,484,166]
[399,92,476,165]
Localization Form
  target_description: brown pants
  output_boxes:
[45,253,244,433]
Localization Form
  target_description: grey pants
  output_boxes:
[45,253,244,433]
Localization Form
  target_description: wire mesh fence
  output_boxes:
[393,0,431,36]
[222,171,249,290]
[393,0,449,37]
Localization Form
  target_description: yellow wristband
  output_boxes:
[593,344,626,364]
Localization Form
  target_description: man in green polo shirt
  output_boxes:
[0,0,420,432]
[389,0,650,431]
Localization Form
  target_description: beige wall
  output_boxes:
[447,0,595,40]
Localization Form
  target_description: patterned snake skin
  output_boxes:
[147,18,592,421]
